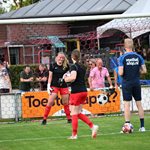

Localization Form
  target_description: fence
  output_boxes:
[0,93,21,121]
[0,86,150,121]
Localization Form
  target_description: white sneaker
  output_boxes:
[68,135,78,140]
[91,125,99,138]
[139,127,146,132]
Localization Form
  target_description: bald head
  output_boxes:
[124,38,134,50]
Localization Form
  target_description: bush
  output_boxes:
[141,61,150,80]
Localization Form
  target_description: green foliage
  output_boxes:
[10,0,39,10]
[0,2,7,14]
[9,64,38,89]
[0,7,6,14]
[141,61,150,79]
[1,0,40,11]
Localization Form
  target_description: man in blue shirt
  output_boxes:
[119,38,147,132]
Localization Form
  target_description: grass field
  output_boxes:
[0,113,149,150]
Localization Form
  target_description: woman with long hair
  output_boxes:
[63,50,99,139]
[88,59,96,88]
[41,52,71,125]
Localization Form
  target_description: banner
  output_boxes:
[22,89,120,118]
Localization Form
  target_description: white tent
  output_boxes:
[97,0,150,39]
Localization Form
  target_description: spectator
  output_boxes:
[89,59,96,71]
[35,64,49,91]
[0,60,12,93]
[19,65,33,92]
[89,58,113,90]
[88,59,96,87]
[41,52,71,125]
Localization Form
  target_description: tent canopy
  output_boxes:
[97,0,150,39]
[29,36,66,48]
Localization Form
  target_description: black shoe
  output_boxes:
[41,119,47,125]
[67,119,72,123]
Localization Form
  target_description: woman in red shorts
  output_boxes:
[63,49,99,139]
[41,52,71,125]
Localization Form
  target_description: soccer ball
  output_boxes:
[122,123,134,134]
[97,94,108,105]
[63,71,71,78]
[66,72,71,77]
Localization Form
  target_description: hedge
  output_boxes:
[9,62,150,89]
[141,61,150,80]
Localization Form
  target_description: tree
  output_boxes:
[0,1,6,14]
[0,7,6,14]
[2,0,40,10]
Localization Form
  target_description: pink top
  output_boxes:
[89,67,109,88]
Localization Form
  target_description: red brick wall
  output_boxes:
[0,25,7,47]
[0,25,7,40]
[7,24,69,43]
[0,23,69,64]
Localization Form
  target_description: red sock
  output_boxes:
[43,106,51,120]
[72,115,78,136]
[78,113,93,128]
[64,105,71,120]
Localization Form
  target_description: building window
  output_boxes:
[9,48,19,65]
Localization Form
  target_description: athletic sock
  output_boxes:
[78,113,93,128]
[125,121,130,123]
[72,115,78,136]
[64,105,71,120]
[43,106,51,120]
[140,118,144,127]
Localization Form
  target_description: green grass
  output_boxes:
[0,113,150,150]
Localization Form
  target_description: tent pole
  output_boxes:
[149,34,150,47]
[129,28,132,39]
[97,38,100,50]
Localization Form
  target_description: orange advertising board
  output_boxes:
[22,89,120,118]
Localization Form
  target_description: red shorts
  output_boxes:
[69,92,87,106]
[51,86,69,95]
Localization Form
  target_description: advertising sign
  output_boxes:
[22,89,120,118]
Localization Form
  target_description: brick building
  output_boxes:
[0,24,69,64]
[0,0,137,65]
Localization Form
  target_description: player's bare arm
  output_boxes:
[64,70,77,83]
[114,70,118,87]
[47,71,53,94]
[48,71,52,84]
[118,66,124,76]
